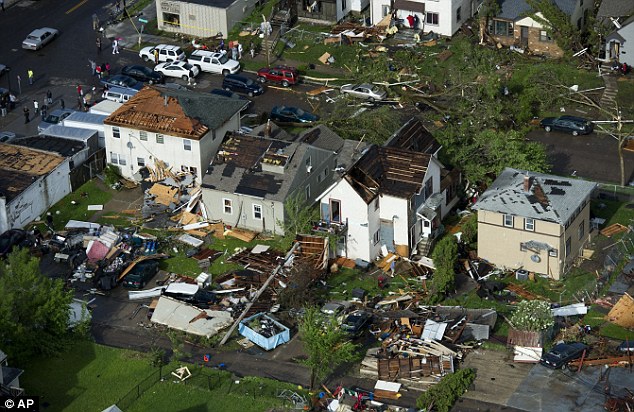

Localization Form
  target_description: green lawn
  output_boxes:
[21,341,155,412]
[591,198,634,228]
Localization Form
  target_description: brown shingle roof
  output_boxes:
[0,144,65,174]
[104,87,210,140]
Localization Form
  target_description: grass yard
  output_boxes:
[21,341,155,412]
[591,198,634,228]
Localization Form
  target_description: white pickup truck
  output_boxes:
[187,50,240,76]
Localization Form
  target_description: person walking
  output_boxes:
[46,89,53,105]
[153,49,159,64]
[96,65,102,79]
[105,62,111,75]
[77,84,83,97]
[249,41,255,59]
[89,60,97,76]
[237,42,243,60]
[60,98,65,109]
[231,46,238,61]
[96,37,102,54]
[41,102,48,119]
[33,100,39,115]
[28,69,34,85]
[9,93,16,110]
[112,38,119,54]
[92,13,99,30]
[23,107,30,123]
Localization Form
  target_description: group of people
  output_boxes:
[90,61,111,79]
[22,90,56,124]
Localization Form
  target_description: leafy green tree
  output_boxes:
[479,0,502,44]
[416,368,476,412]
[279,191,319,246]
[325,104,403,146]
[430,235,459,295]
[461,213,478,247]
[526,0,583,54]
[510,300,554,331]
[298,307,358,388]
[0,249,74,362]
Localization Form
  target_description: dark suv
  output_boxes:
[222,74,264,97]
[257,65,299,87]
[540,115,593,136]
[122,260,159,289]
[540,342,588,369]
[121,65,164,84]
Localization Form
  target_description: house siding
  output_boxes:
[476,199,591,280]
[379,195,410,256]
[606,22,634,66]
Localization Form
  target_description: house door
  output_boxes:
[609,41,620,61]
[379,219,395,253]
[520,26,528,47]
[321,202,329,221]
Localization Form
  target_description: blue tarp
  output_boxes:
[238,313,290,351]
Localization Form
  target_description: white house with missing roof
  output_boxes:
[472,168,597,280]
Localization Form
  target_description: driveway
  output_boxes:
[527,129,634,185]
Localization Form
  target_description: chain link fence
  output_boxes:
[115,367,162,410]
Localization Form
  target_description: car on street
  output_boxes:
[222,74,264,97]
[139,44,186,63]
[38,108,75,133]
[340,83,387,101]
[0,229,30,258]
[188,50,240,75]
[540,342,588,369]
[320,301,352,317]
[122,260,160,289]
[154,61,199,81]
[540,115,594,136]
[22,27,59,50]
[100,74,143,91]
[341,310,372,336]
[121,65,164,84]
[270,106,319,124]
[257,65,299,87]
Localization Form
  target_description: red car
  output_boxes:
[257,65,299,87]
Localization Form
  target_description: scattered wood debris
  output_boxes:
[600,223,630,237]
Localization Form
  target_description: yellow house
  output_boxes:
[472,168,596,280]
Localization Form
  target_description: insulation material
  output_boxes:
[151,296,232,338]
[552,303,588,317]
[513,346,542,363]
[421,319,448,341]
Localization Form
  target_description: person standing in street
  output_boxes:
[237,42,243,60]
[89,60,97,76]
[231,46,238,61]
[33,100,39,115]
[153,49,159,64]
[28,69,34,85]
[9,93,16,110]
[46,90,53,105]
[41,102,48,119]
[23,107,30,123]
[60,98,65,109]
[96,37,102,54]
[112,39,119,54]
[250,41,255,59]
[77,84,83,97]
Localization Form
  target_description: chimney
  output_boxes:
[523,175,532,192]
[264,119,272,138]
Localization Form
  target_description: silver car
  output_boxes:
[22,27,59,50]
[340,83,387,101]
[38,109,75,133]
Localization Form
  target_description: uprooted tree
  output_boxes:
[416,368,476,412]
[430,235,459,296]
[0,249,75,363]
[510,300,554,332]
[298,307,359,389]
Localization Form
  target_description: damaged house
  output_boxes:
[472,168,596,280]
[596,0,634,66]
[317,119,460,263]
[486,0,592,58]
[201,125,364,235]
[104,86,247,182]
[0,144,72,233]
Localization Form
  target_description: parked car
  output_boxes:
[257,65,299,87]
[540,342,588,369]
[22,27,59,50]
[341,310,372,336]
[102,86,138,103]
[210,88,246,100]
[222,74,264,97]
[122,260,160,289]
[188,50,240,75]
[340,83,387,101]
[121,65,164,84]
[100,74,143,91]
[320,301,352,317]
[38,108,75,133]
[139,44,186,63]
[270,106,319,124]
[540,115,593,136]
[154,61,199,81]
[0,229,30,258]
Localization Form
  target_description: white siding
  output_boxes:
[379,195,409,250]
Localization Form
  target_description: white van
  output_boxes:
[102,86,137,103]
[188,50,240,75]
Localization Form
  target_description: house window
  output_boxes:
[381,4,390,17]
[426,12,439,25]
[330,199,341,223]
[112,127,120,139]
[525,218,535,231]
[491,19,513,36]
[305,185,311,200]
[456,6,461,23]
[253,204,262,220]
[223,198,233,214]
[305,156,312,169]
[373,229,380,245]
[578,220,585,240]
[156,134,164,144]
[539,30,552,42]
[374,197,379,210]
[183,139,192,151]
[565,236,571,256]
[520,242,527,252]
[137,157,145,167]
[549,249,558,257]
[503,214,514,227]
[110,151,118,164]
[424,178,433,200]
[139,131,148,141]
[163,12,180,28]
[341,0,346,11]
[118,155,126,166]
[323,168,329,178]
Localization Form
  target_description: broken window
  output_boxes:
[373,229,380,245]
[112,127,120,139]
[503,214,514,227]
[223,198,233,214]
[139,131,148,141]
[183,139,192,151]
[524,218,535,231]
[539,30,552,42]
[163,12,180,28]
[330,199,341,223]
[156,134,164,144]
[490,19,513,36]
[426,12,439,25]
[137,157,145,167]
[341,0,346,11]
[578,220,585,240]
[253,204,262,220]
[456,6,461,23]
